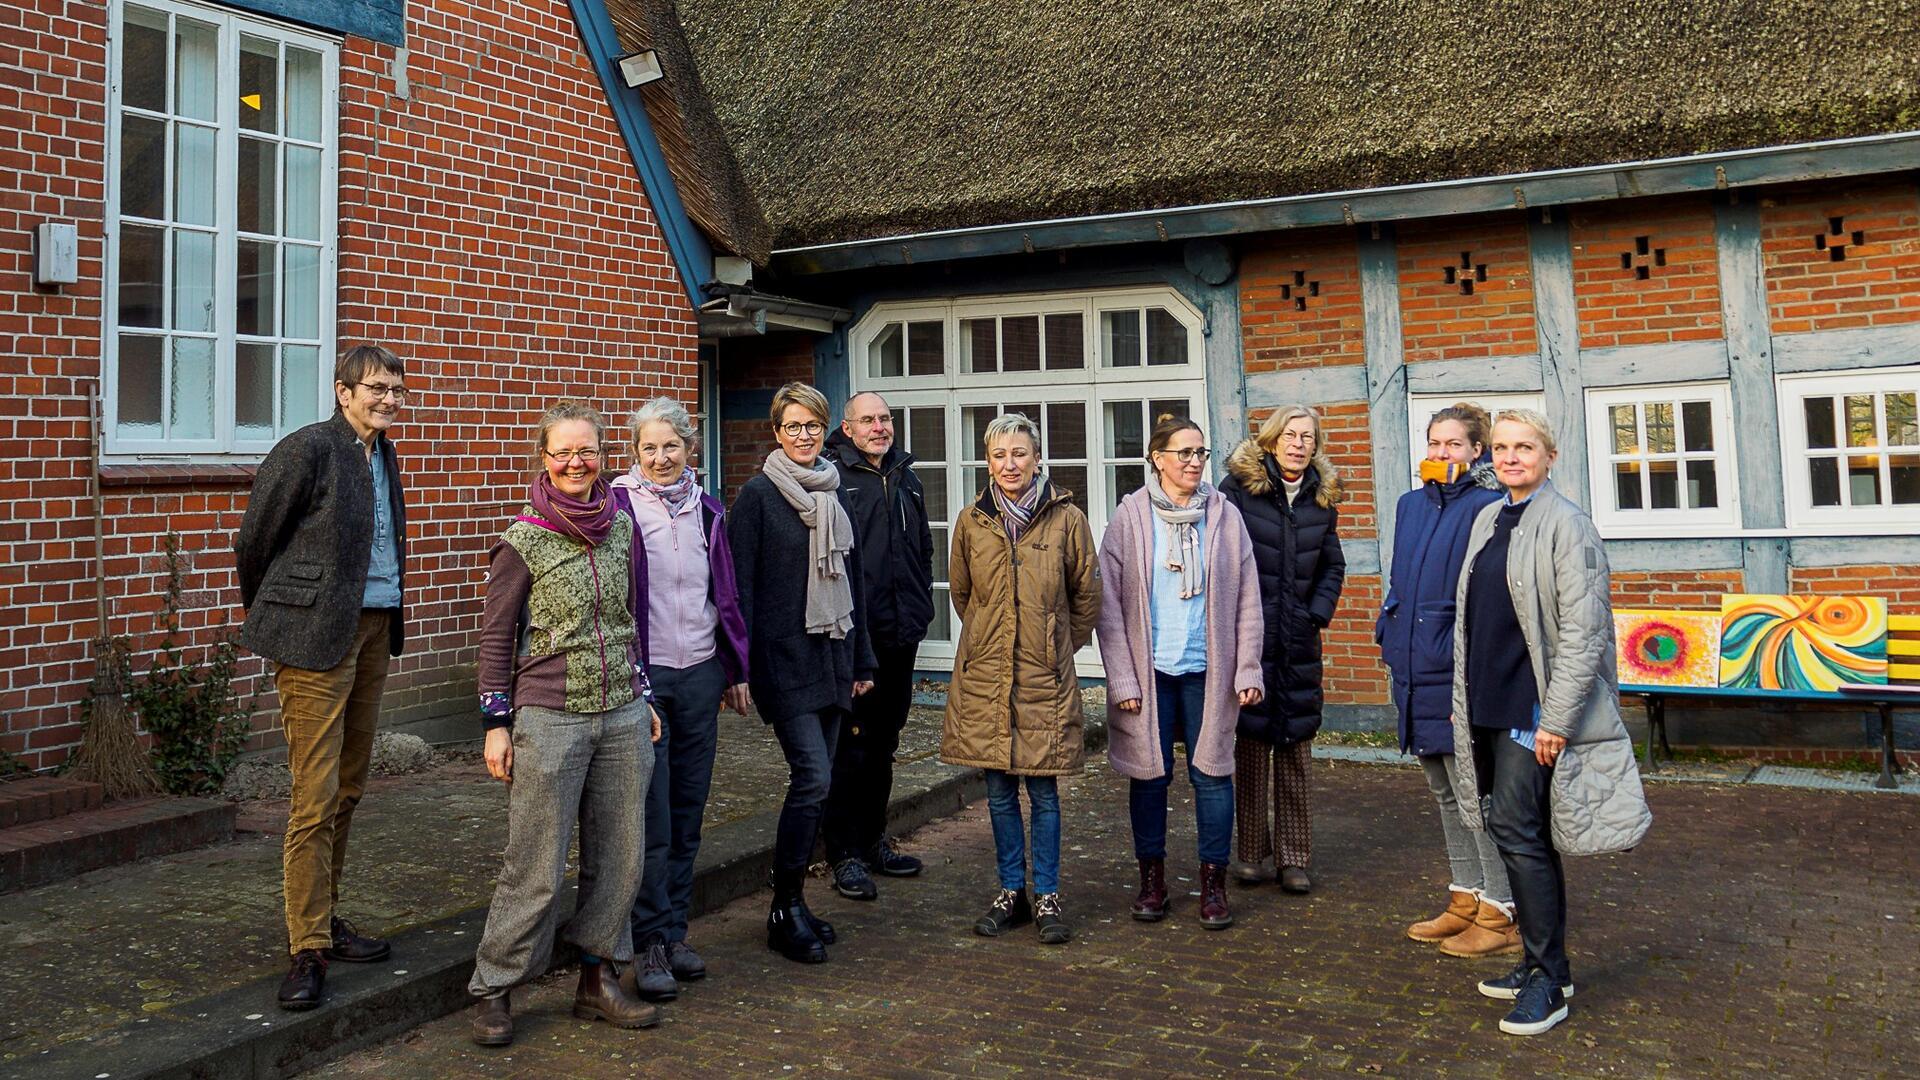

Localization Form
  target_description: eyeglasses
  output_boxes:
[1281,432,1317,445]
[1153,447,1212,463]
[544,448,601,464]
[356,382,409,401]
[779,421,826,437]
[850,413,894,427]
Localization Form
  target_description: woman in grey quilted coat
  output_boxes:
[1449,408,1651,1039]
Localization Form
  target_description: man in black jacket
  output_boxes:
[235,345,409,1010]
[822,391,936,900]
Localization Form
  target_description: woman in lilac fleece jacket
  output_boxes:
[610,397,750,1000]
[1096,414,1264,932]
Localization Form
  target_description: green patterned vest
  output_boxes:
[503,509,636,713]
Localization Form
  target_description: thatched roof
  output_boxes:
[673,0,1920,251]
[605,0,771,261]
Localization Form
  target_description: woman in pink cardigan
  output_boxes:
[1096,414,1265,931]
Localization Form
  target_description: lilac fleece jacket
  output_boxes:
[1095,487,1266,780]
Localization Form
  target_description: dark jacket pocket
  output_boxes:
[1411,600,1455,681]
[259,583,319,607]
[285,562,324,581]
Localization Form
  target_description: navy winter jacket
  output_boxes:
[1375,462,1503,756]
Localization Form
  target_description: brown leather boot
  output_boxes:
[1407,889,1479,942]
[1198,863,1233,929]
[1130,858,1169,921]
[573,960,659,1029]
[1439,899,1523,958]
[471,994,513,1047]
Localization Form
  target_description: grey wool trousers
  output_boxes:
[470,698,653,998]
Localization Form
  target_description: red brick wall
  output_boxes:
[1240,230,1364,373]
[0,0,697,769]
[1397,214,1538,363]
[1610,569,1746,610]
[714,332,815,503]
[1791,565,1920,609]
[1570,198,1723,349]
[1761,183,1920,334]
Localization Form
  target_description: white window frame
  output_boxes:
[1405,390,1544,488]
[848,288,1208,673]
[1777,365,1920,534]
[104,0,340,459]
[1583,382,1741,539]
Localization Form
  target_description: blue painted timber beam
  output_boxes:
[568,0,712,309]
[773,133,1920,277]
[224,0,404,44]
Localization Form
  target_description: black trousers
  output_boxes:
[1474,727,1570,985]
[821,643,919,863]
[769,709,842,873]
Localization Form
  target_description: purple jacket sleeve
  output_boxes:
[478,541,532,729]
[705,497,751,687]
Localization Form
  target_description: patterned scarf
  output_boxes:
[640,465,701,515]
[761,449,855,639]
[1145,474,1208,599]
[990,476,1048,545]
[528,473,617,545]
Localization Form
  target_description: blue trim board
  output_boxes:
[720,388,774,421]
[1244,364,1368,409]
[1358,224,1410,583]
[1529,212,1587,511]
[1605,538,1745,573]
[1715,198,1785,536]
[223,0,403,44]
[1581,340,1730,388]
[567,0,712,309]
[1773,323,1920,374]
[1792,536,1920,568]
[1403,353,1544,394]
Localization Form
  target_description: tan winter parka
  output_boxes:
[941,483,1102,776]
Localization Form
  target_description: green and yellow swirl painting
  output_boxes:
[1718,595,1889,692]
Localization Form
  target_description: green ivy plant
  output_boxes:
[129,534,255,796]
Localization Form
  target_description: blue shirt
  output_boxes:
[362,445,402,609]
[1149,515,1207,675]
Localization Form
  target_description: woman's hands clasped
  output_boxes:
[1114,688,1262,712]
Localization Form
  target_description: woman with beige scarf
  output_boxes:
[728,383,875,964]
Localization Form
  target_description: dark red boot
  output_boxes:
[1198,863,1233,929]
[1131,858,1169,921]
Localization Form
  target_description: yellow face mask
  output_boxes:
[1418,459,1467,485]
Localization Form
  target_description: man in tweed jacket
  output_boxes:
[235,344,410,1011]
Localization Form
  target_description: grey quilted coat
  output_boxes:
[1449,479,1651,856]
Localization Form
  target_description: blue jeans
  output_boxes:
[627,657,725,948]
[984,770,1060,895]
[1129,669,1235,866]
[769,709,842,873]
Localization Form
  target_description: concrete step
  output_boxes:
[0,795,236,894]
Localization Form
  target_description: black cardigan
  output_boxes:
[727,473,876,724]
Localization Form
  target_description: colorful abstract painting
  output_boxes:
[1615,609,1721,688]
[1718,594,1889,692]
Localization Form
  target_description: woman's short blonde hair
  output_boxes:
[1255,403,1322,452]
[531,400,607,470]
[769,382,830,428]
[1493,408,1558,454]
[982,412,1041,455]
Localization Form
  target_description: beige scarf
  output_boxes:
[762,450,856,639]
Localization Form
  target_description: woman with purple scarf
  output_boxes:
[468,401,663,1047]
[610,398,749,1001]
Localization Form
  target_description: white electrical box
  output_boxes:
[34,222,78,285]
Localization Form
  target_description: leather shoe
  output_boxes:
[276,949,327,1011]
[1279,865,1312,894]
[767,901,828,963]
[667,940,706,981]
[573,960,658,1029]
[326,915,391,963]
[471,994,513,1047]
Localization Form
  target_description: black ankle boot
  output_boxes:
[767,869,828,963]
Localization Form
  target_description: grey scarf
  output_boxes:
[762,450,856,639]
[1145,476,1208,599]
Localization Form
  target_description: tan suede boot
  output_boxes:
[1439,898,1523,958]
[1407,888,1479,942]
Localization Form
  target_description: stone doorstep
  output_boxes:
[0,776,106,828]
[0,796,235,895]
[18,712,1105,1080]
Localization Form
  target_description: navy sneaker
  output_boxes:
[868,838,924,877]
[832,857,878,901]
[1477,962,1575,1001]
[1498,970,1570,1036]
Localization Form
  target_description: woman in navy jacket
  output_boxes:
[1376,403,1517,959]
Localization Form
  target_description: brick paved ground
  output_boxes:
[316,760,1920,1079]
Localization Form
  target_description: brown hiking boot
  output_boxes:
[1408,889,1479,942]
[1440,899,1523,958]
[1130,858,1169,921]
[471,994,513,1047]
[573,960,659,1029]
[1198,863,1233,930]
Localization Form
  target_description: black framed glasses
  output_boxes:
[778,421,826,437]
[1153,447,1212,463]
[356,382,409,401]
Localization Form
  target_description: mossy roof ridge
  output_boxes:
[675,0,1920,249]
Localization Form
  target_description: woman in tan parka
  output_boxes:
[943,412,1101,946]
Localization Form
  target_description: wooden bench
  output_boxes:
[1626,612,1918,790]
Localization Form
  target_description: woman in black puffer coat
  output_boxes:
[1218,404,1345,894]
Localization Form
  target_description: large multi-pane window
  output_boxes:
[1583,383,1739,537]
[1778,367,1920,531]
[849,288,1208,667]
[107,0,337,455]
